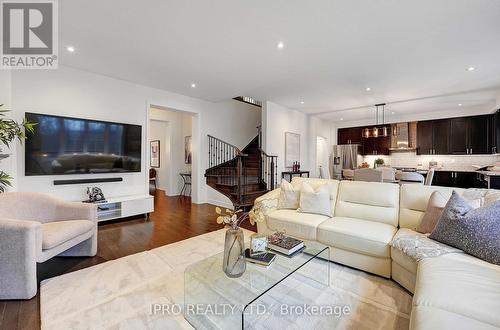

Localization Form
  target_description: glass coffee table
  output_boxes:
[184,239,330,330]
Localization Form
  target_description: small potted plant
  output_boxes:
[374,158,385,168]
[0,104,36,192]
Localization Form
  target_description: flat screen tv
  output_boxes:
[25,113,142,176]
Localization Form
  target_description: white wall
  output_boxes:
[8,66,261,207]
[262,102,309,180]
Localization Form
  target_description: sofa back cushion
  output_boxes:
[291,177,340,215]
[335,181,400,226]
[399,184,463,230]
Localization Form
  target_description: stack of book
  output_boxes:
[267,233,305,256]
[245,249,276,268]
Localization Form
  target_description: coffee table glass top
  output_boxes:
[184,238,330,330]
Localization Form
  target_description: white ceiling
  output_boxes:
[59,0,500,120]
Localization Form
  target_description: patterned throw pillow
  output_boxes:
[278,179,300,210]
[429,191,500,265]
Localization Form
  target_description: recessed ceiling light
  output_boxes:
[391,111,395,115]
[467,66,475,71]
[458,103,463,106]
[340,118,344,121]
[277,41,284,49]
[365,87,371,92]
[300,101,304,104]
[190,83,196,88]
[66,46,75,53]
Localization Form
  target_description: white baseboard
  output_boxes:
[206,199,234,210]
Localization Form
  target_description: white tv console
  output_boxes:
[91,194,154,222]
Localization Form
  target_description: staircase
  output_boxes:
[205,128,278,211]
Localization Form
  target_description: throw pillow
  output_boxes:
[278,179,300,209]
[417,191,448,234]
[429,191,500,265]
[298,182,332,217]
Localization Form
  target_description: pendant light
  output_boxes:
[362,103,389,138]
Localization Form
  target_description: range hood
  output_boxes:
[389,122,417,151]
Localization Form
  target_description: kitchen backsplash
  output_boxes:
[363,152,500,170]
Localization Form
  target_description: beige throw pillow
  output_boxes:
[278,179,300,209]
[417,191,448,234]
[299,182,332,217]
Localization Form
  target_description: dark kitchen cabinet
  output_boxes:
[362,134,390,155]
[338,127,363,145]
[338,128,350,145]
[450,117,468,154]
[432,170,484,188]
[432,171,452,186]
[469,115,490,154]
[417,119,449,155]
[416,120,433,155]
[433,119,451,154]
[490,110,500,154]
[450,115,490,155]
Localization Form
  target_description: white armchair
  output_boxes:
[0,192,97,299]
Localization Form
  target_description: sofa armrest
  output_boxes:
[54,201,98,222]
[250,188,280,233]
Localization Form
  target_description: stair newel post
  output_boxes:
[270,157,275,190]
[236,156,243,206]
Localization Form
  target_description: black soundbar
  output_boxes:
[53,177,123,185]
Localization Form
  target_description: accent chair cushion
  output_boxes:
[266,209,329,241]
[42,220,95,250]
[278,179,300,210]
[317,217,397,258]
[429,191,500,265]
[299,182,332,217]
[416,191,448,234]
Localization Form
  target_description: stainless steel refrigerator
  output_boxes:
[330,144,360,179]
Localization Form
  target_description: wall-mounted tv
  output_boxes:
[25,113,142,176]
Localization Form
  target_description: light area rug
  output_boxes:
[40,229,413,330]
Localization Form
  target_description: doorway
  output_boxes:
[148,106,196,200]
[316,136,329,178]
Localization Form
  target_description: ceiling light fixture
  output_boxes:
[300,101,304,104]
[467,66,475,72]
[391,111,396,115]
[277,41,284,49]
[365,87,371,92]
[340,118,344,121]
[66,46,75,53]
[190,83,196,88]
[362,103,389,138]
[458,103,463,106]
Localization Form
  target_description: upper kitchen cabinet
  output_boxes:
[450,117,469,154]
[468,115,490,154]
[416,119,449,155]
[337,127,363,145]
[450,115,491,155]
[338,128,350,145]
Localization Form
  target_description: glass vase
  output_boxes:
[222,226,246,278]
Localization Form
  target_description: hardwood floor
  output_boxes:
[0,191,255,330]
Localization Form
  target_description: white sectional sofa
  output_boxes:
[255,177,500,330]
